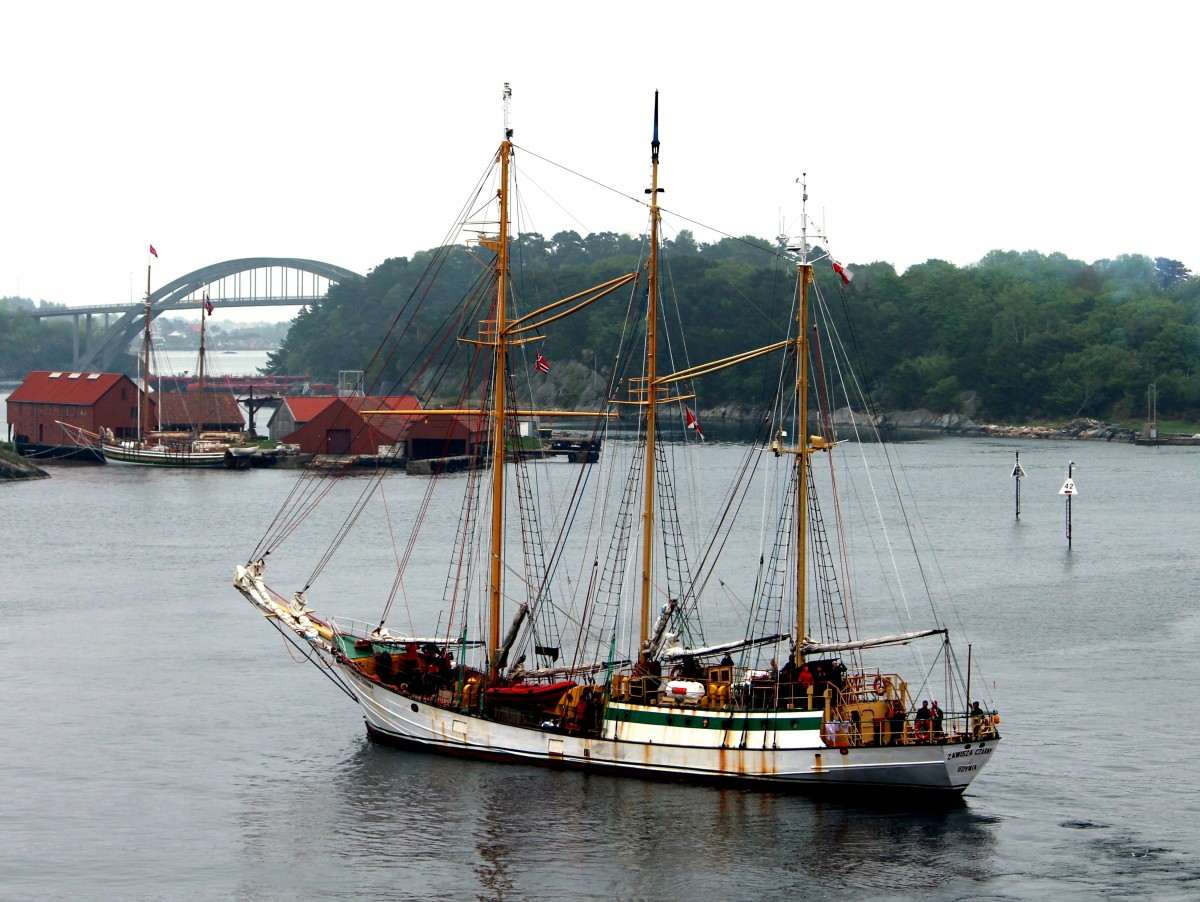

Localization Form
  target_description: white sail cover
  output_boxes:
[800,628,947,655]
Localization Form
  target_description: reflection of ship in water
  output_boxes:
[293,743,998,898]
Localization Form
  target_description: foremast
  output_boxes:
[487,84,515,677]
[197,290,208,434]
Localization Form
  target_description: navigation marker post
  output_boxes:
[1058,461,1077,548]
[1012,451,1026,520]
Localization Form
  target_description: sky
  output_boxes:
[3,1,1197,324]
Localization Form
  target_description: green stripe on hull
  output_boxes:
[606,704,822,732]
[106,452,225,467]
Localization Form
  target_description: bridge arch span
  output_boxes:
[76,257,363,371]
[153,257,362,313]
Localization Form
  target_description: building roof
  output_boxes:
[156,391,245,429]
[281,396,338,422]
[278,394,421,417]
[7,371,131,404]
[279,395,429,451]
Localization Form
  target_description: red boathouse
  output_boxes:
[6,371,147,460]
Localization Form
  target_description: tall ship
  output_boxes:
[62,258,241,467]
[234,87,1000,796]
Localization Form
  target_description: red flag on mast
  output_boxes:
[203,292,214,316]
[832,260,853,285]
[685,406,705,440]
[149,244,158,258]
[535,353,551,374]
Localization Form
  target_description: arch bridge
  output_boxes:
[37,257,363,371]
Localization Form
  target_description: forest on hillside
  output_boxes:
[264,231,1200,423]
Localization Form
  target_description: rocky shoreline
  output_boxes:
[0,446,50,481]
[878,410,1138,442]
[697,405,1141,443]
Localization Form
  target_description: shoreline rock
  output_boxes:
[703,406,1139,444]
[0,447,50,481]
[972,418,1136,443]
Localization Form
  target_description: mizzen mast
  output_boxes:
[794,176,813,659]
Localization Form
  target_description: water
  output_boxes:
[152,348,274,379]
[2,438,1199,900]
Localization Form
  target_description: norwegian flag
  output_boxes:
[832,260,854,285]
[535,353,551,374]
[203,292,214,316]
[685,406,705,440]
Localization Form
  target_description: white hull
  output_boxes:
[345,668,996,794]
[234,561,998,796]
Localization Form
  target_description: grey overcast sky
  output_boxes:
[2,1,1195,322]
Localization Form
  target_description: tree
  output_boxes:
[1155,257,1191,291]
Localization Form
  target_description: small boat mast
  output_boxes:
[140,262,153,442]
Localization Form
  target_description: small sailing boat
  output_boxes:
[234,88,1000,797]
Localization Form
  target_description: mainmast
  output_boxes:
[638,92,663,662]
[794,176,813,658]
[487,83,515,676]
[140,263,153,442]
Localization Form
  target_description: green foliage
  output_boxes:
[1155,257,1191,291]
[264,239,1200,423]
[0,297,76,378]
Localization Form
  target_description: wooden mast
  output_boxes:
[197,292,208,434]
[795,176,812,658]
[487,84,515,676]
[638,91,663,661]
[141,263,153,442]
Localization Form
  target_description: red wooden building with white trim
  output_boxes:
[6,370,147,460]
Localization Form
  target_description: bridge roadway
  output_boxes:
[42,256,363,372]
[34,296,320,319]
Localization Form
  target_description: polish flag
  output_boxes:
[685,406,705,440]
[535,353,551,374]
[832,260,853,285]
[149,244,158,258]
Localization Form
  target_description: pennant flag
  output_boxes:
[203,292,214,317]
[149,244,158,258]
[535,353,551,374]
[685,406,705,440]
[832,260,853,285]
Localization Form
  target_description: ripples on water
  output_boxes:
[2,440,1200,899]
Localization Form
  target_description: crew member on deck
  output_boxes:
[914,700,932,743]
